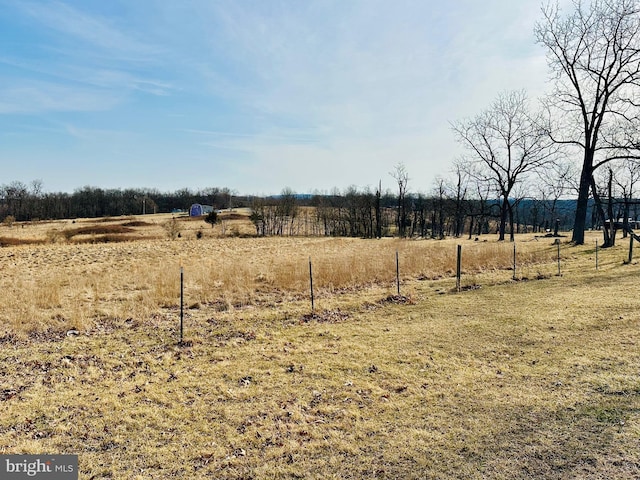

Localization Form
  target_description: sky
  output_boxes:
[0,0,570,195]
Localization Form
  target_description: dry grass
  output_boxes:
[0,218,561,337]
[1,218,639,478]
[0,236,45,246]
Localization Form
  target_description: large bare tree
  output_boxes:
[452,90,557,241]
[536,0,640,244]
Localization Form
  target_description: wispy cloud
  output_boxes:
[0,0,172,115]
[0,81,122,114]
[0,55,174,96]
[77,69,174,96]
[183,128,325,144]
[15,0,161,59]
[58,122,139,141]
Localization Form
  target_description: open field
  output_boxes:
[1,216,639,478]
[0,212,564,338]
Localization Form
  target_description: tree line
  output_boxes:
[0,182,236,222]
[0,177,584,240]
[244,175,580,240]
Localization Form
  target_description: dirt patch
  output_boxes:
[300,309,351,323]
[27,328,68,343]
[0,237,45,247]
[378,295,414,305]
[121,221,154,227]
[68,225,135,235]
[80,217,119,223]
[211,330,257,342]
[220,212,249,221]
[458,285,482,292]
[71,234,145,244]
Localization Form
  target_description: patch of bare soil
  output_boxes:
[121,221,154,227]
[300,309,351,323]
[458,284,482,292]
[79,217,119,223]
[220,213,249,221]
[0,237,45,247]
[378,294,414,304]
[71,234,145,244]
[68,225,135,235]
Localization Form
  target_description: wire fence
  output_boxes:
[173,235,635,342]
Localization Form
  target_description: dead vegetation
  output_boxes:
[67,225,135,235]
[0,215,604,339]
[0,236,45,247]
[0,242,639,478]
[121,220,154,227]
[0,216,639,478]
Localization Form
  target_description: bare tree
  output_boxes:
[536,0,640,244]
[591,166,620,245]
[452,90,557,241]
[390,163,410,237]
[1,181,29,221]
[449,162,470,237]
[614,158,640,235]
[375,180,382,238]
[590,158,640,246]
[535,160,576,234]
[27,179,44,220]
[432,177,447,239]
[465,178,493,239]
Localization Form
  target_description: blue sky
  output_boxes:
[0,0,565,195]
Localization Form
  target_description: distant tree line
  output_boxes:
[0,177,585,240]
[247,181,581,240]
[0,182,239,222]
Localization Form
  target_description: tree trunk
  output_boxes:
[606,169,616,247]
[622,200,630,238]
[572,153,593,244]
[499,196,509,241]
[590,175,611,247]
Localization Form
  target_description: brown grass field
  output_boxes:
[1,213,639,478]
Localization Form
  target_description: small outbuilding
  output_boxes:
[189,204,214,217]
